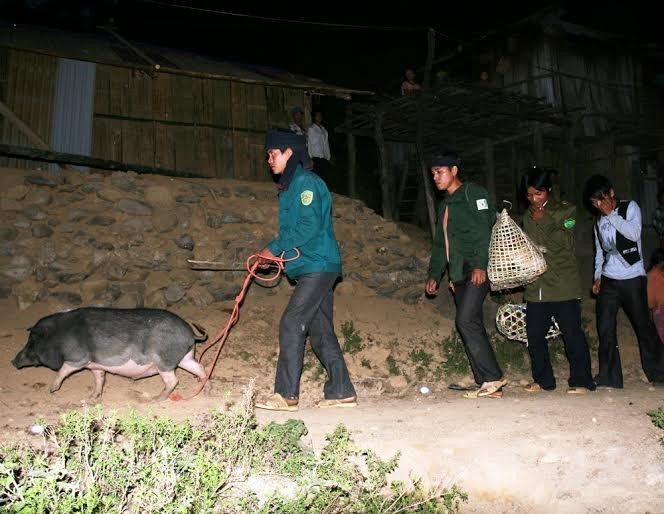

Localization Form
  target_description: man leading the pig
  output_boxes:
[254,130,356,411]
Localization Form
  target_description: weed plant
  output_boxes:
[0,382,466,513]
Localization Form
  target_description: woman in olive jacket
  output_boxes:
[521,167,596,394]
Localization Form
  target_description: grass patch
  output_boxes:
[0,383,466,513]
[440,332,471,377]
[491,333,528,372]
[648,408,664,445]
[386,354,401,376]
[341,320,364,355]
[361,358,372,369]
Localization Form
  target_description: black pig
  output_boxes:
[12,307,208,400]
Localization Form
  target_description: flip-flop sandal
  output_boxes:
[567,387,589,395]
[255,393,299,412]
[316,397,357,409]
[463,389,503,399]
[476,378,508,397]
[448,382,479,391]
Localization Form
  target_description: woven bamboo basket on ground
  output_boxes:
[488,209,547,291]
[495,303,561,344]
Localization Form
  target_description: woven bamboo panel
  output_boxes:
[496,303,561,343]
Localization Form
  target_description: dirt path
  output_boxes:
[2,345,663,514]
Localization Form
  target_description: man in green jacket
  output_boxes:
[255,130,356,412]
[424,153,506,398]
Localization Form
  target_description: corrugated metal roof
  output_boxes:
[0,22,372,98]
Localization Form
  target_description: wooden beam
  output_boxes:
[0,100,69,170]
[0,143,202,178]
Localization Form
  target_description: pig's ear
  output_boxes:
[30,321,53,338]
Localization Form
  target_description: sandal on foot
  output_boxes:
[567,387,589,395]
[448,382,479,391]
[524,383,542,393]
[463,389,503,399]
[255,393,299,412]
[477,378,508,397]
[316,397,357,409]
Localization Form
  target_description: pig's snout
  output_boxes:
[12,350,30,369]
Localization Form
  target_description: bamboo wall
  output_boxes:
[0,48,312,180]
[92,64,310,180]
[0,49,57,169]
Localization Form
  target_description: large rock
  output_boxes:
[145,185,174,206]
[4,185,29,201]
[164,285,186,304]
[152,209,178,233]
[25,189,52,206]
[0,227,18,241]
[110,172,138,192]
[24,174,60,187]
[87,215,116,226]
[118,198,153,216]
[4,255,33,281]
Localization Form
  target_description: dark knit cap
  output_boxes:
[430,153,461,168]
[265,130,307,152]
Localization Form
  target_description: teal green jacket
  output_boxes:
[523,198,582,302]
[427,182,496,283]
[267,166,342,279]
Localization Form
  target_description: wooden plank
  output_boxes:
[0,142,199,177]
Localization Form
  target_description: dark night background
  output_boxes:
[2,1,663,208]
[4,1,662,91]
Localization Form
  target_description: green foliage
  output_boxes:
[0,384,466,513]
[341,320,364,354]
[410,348,433,367]
[648,408,664,445]
[491,333,528,372]
[361,358,372,369]
[440,332,471,377]
[386,354,401,376]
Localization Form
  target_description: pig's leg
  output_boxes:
[50,362,85,394]
[90,370,106,400]
[178,351,211,394]
[156,370,178,401]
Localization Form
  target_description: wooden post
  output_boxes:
[485,139,496,203]
[417,27,438,238]
[416,99,437,238]
[345,105,357,198]
[395,160,410,220]
[374,108,392,219]
[0,100,68,170]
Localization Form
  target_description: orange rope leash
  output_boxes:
[169,249,300,401]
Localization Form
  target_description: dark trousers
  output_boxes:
[526,300,595,390]
[312,157,331,187]
[454,277,503,384]
[596,275,664,387]
[275,272,356,400]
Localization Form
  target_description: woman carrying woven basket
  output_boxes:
[521,167,596,394]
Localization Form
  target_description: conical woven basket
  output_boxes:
[495,303,561,343]
[488,209,547,291]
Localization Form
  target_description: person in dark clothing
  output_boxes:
[425,152,506,398]
[585,174,664,388]
[255,130,356,411]
[521,167,596,394]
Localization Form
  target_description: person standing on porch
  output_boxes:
[307,110,331,187]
